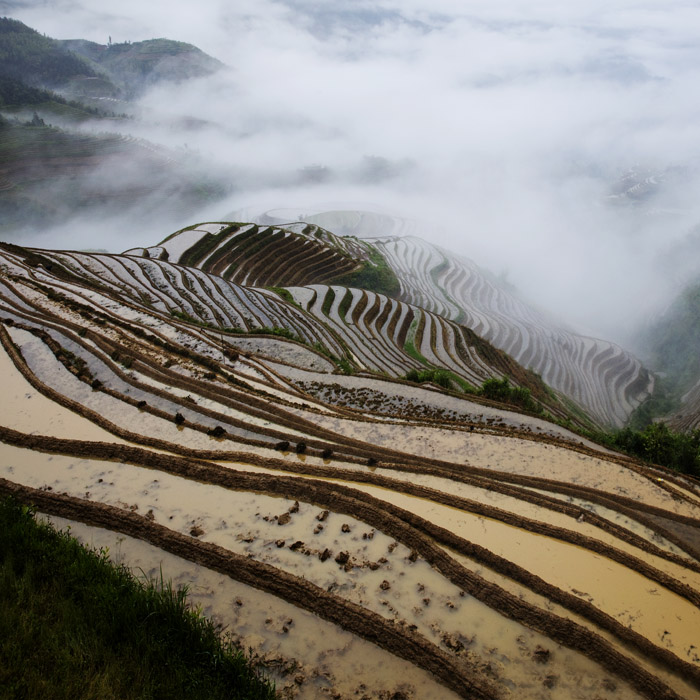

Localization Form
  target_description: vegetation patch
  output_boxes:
[586,422,700,477]
[337,289,353,319]
[403,318,429,366]
[0,496,276,700]
[403,368,453,390]
[479,377,543,414]
[636,279,700,426]
[331,246,400,298]
[429,258,466,324]
[267,286,298,307]
[321,287,336,316]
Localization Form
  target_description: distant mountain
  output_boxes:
[0,17,228,232]
[0,17,117,97]
[60,37,223,98]
[0,17,99,84]
[0,17,223,101]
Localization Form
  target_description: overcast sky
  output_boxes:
[5,0,700,343]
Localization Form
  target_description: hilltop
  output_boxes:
[61,37,223,99]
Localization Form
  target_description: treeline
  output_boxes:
[0,76,104,116]
[592,422,700,477]
[0,75,57,105]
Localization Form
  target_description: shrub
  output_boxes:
[403,368,451,390]
[479,377,542,413]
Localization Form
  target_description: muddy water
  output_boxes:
[526,487,699,567]
[367,467,700,592]
[0,346,131,445]
[443,547,700,699]
[289,412,700,519]
[215,457,700,686]
[40,516,458,700]
[7,327,275,450]
[337,482,700,667]
[3,447,642,699]
[668,481,700,508]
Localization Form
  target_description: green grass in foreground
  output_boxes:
[0,496,276,700]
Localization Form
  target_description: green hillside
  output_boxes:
[0,17,110,92]
[646,281,700,393]
[632,279,700,428]
[0,18,228,231]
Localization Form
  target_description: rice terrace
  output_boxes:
[1,215,699,699]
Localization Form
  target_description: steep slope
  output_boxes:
[637,278,700,432]
[124,227,568,418]
[0,240,699,700]
[0,17,117,96]
[19,243,549,413]
[149,222,384,290]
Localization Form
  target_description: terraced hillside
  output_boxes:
[13,241,551,414]
[145,219,653,428]
[140,222,376,289]
[367,235,653,428]
[1,240,699,699]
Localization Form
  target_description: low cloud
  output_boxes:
[5,0,700,345]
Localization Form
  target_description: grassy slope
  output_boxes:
[330,244,401,298]
[0,496,276,700]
